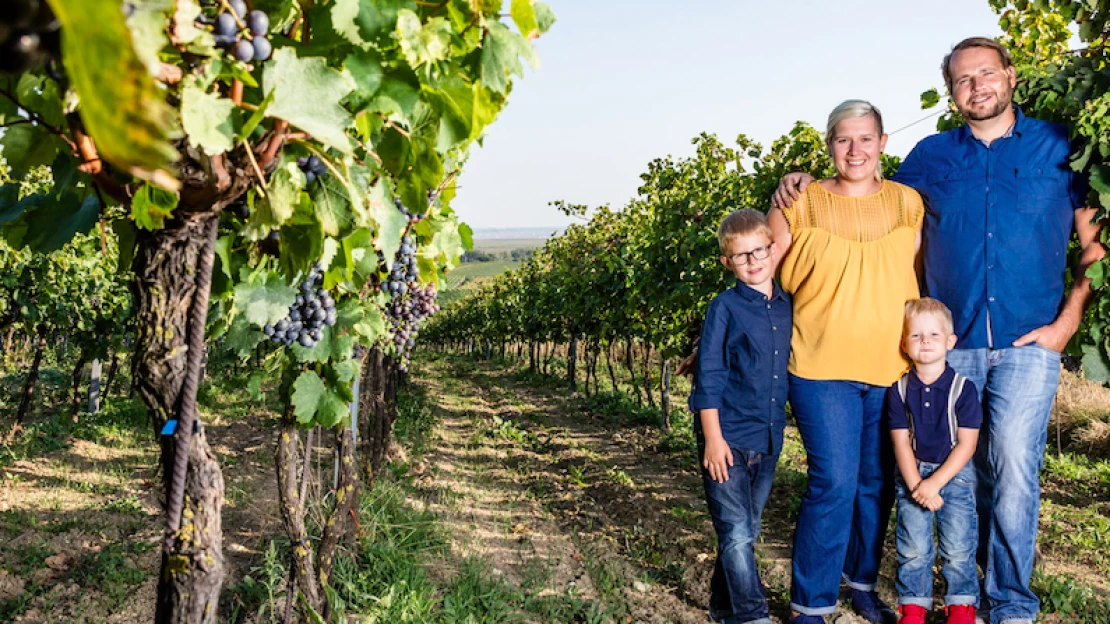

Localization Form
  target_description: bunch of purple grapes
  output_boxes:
[384,234,419,298]
[0,0,61,74]
[209,0,271,62]
[387,282,440,372]
[298,155,328,184]
[263,265,337,348]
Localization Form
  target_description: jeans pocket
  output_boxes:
[1028,342,1062,358]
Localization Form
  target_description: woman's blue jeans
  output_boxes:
[947,345,1060,623]
[895,460,979,608]
[700,441,778,624]
[787,376,894,616]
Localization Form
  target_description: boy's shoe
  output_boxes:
[897,604,928,624]
[945,605,976,624]
[790,615,826,624]
[849,589,898,624]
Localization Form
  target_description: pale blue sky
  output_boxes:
[453,1,1004,229]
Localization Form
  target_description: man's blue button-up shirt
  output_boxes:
[893,108,1087,349]
[688,281,791,454]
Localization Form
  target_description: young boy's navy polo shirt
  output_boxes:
[885,365,982,464]
[689,281,791,455]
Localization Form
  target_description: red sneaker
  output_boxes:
[945,605,976,624]
[898,604,927,624]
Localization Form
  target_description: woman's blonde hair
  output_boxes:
[826,99,885,181]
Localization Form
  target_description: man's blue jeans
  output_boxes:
[700,441,778,624]
[948,345,1061,623]
[787,377,894,616]
[895,460,979,608]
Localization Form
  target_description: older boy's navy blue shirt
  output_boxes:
[892,108,1087,349]
[688,281,791,454]
[885,365,982,464]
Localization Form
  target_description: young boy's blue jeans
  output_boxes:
[700,438,778,624]
[895,460,979,609]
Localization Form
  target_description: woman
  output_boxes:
[768,100,923,624]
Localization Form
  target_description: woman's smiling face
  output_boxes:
[828,115,887,183]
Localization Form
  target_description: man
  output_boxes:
[772,37,1104,624]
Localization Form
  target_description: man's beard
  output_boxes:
[962,87,1013,121]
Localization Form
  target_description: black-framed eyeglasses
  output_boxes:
[726,244,771,266]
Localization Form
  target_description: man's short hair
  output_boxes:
[717,209,772,254]
[941,37,1014,93]
[904,297,955,335]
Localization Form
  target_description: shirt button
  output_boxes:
[988,232,993,238]
[774,350,779,355]
[989,297,995,302]
[988,265,994,269]
[773,375,779,379]
[925,402,931,407]
[772,326,777,331]
[925,388,930,393]
[771,398,776,403]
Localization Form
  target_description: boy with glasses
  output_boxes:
[689,208,791,624]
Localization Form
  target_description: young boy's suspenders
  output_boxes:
[895,372,967,452]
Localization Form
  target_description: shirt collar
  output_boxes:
[962,106,1023,146]
[907,364,955,390]
[734,280,786,302]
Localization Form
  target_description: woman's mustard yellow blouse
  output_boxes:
[778,180,925,387]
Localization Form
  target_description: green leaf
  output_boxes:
[920,88,941,110]
[458,222,474,251]
[532,2,555,34]
[226,313,266,357]
[253,162,305,231]
[310,173,355,237]
[366,180,407,271]
[1,124,60,178]
[291,370,327,425]
[1081,344,1110,383]
[131,182,179,230]
[126,0,172,74]
[395,10,452,67]
[237,87,275,141]
[6,193,101,254]
[16,73,65,128]
[318,391,349,428]
[0,184,26,226]
[181,83,238,156]
[279,216,325,279]
[333,358,360,385]
[351,301,385,344]
[263,48,357,154]
[510,0,538,38]
[343,48,385,113]
[480,22,537,95]
[113,217,137,273]
[49,0,179,185]
[1087,258,1107,290]
[234,271,297,326]
[366,69,420,122]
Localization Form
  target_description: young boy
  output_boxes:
[885,298,982,624]
[688,209,791,624]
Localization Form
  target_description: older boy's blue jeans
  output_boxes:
[787,377,894,616]
[895,460,979,609]
[700,439,778,624]
[947,345,1060,623]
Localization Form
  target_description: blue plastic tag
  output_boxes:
[161,420,178,436]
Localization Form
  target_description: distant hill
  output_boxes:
[470,226,564,240]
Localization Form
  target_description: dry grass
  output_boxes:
[1053,369,1110,455]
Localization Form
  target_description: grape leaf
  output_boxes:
[126,0,172,74]
[1,125,60,178]
[49,0,179,187]
[279,215,325,279]
[291,370,327,424]
[315,391,349,428]
[343,49,385,113]
[252,162,305,232]
[395,10,452,67]
[263,48,357,154]
[16,74,65,128]
[311,174,355,236]
[3,193,100,254]
[233,272,297,326]
[181,83,238,156]
[480,22,537,95]
[366,180,407,271]
[365,69,421,122]
[1082,344,1110,383]
[226,313,266,357]
[131,182,179,230]
[509,0,538,39]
